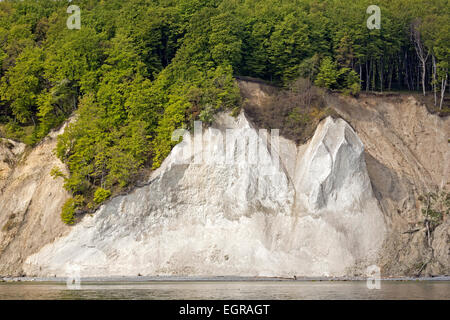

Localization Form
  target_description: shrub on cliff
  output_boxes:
[418,191,449,247]
[61,195,84,225]
[93,188,111,204]
[315,57,360,95]
[315,57,340,89]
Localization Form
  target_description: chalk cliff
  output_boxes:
[22,113,385,277]
[0,81,448,278]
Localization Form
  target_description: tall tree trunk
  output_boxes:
[388,63,393,91]
[410,62,414,90]
[366,61,369,91]
[421,61,427,95]
[405,51,411,90]
[440,73,448,110]
[411,19,429,95]
[432,55,437,106]
[379,58,384,92]
[371,59,377,91]
[359,63,362,88]
[417,64,420,91]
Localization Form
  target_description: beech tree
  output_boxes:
[410,19,430,96]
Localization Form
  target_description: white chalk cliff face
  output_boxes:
[24,112,386,277]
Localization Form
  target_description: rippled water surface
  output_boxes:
[0,281,449,300]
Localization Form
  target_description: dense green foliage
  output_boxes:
[93,187,112,204]
[0,0,448,222]
[60,195,84,225]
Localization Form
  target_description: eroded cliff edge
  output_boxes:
[0,81,448,277]
[0,124,71,276]
[327,93,449,276]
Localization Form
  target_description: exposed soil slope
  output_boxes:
[327,93,449,276]
[0,124,71,276]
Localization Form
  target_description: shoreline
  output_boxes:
[1,275,449,283]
